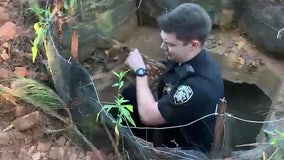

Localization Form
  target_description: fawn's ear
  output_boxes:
[121,45,130,53]
[110,38,121,46]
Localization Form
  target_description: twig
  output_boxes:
[3,124,14,132]
[65,107,74,124]
[137,0,143,9]
[263,151,266,160]
[44,126,71,134]
[102,122,122,159]
[170,140,179,148]
[45,110,69,124]
[125,150,130,160]
[267,147,279,160]
[235,143,269,148]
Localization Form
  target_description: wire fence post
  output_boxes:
[210,98,227,158]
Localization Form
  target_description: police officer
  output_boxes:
[123,3,224,154]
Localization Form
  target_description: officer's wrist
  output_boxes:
[134,65,146,71]
[135,68,147,77]
[136,75,148,84]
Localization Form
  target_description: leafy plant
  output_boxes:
[26,1,50,63]
[0,77,102,155]
[96,70,136,140]
[0,77,65,114]
[265,130,284,149]
[63,0,77,10]
[27,0,78,63]
[264,129,284,159]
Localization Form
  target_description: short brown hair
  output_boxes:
[157,3,212,45]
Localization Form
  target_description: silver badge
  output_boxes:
[174,85,193,104]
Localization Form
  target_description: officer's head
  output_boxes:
[157,3,211,62]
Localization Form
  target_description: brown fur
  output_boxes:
[105,43,166,89]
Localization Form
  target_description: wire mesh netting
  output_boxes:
[45,22,209,159]
[56,0,138,62]
[243,0,284,31]
[40,0,284,159]
[239,0,284,56]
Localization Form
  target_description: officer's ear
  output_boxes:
[191,40,200,48]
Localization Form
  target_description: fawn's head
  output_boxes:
[104,40,131,70]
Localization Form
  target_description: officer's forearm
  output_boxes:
[136,76,165,125]
[136,76,155,104]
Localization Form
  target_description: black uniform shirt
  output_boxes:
[157,49,224,153]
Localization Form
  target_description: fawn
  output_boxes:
[104,41,166,90]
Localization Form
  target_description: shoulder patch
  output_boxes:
[174,85,193,104]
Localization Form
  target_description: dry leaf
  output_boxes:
[12,111,41,131]
[14,67,28,77]
[2,41,9,48]
[0,7,9,25]
[0,68,10,79]
[0,22,17,41]
[1,2,9,8]
[0,52,9,61]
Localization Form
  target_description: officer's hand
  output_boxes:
[125,48,146,71]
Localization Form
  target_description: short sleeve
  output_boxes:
[157,79,210,125]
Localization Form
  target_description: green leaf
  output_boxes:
[112,71,119,77]
[271,139,277,145]
[120,107,131,117]
[126,115,136,127]
[264,129,276,136]
[280,132,284,137]
[119,107,136,126]
[120,70,129,79]
[103,104,116,113]
[33,36,40,46]
[36,28,43,36]
[119,96,129,103]
[34,23,41,33]
[124,105,133,112]
[116,97,128,106]
[63,0,68,10]
[32,46,38,63]
[112,83,120,87]
[103,104,114,109]
[119,81,124,89]
[119,72,124,79]
[70,0,75,7]
[115,99,121,106]
[44,9,50,18]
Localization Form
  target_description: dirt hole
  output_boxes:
[223,80,272,154]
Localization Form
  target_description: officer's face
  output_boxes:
[160,31,197,63]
